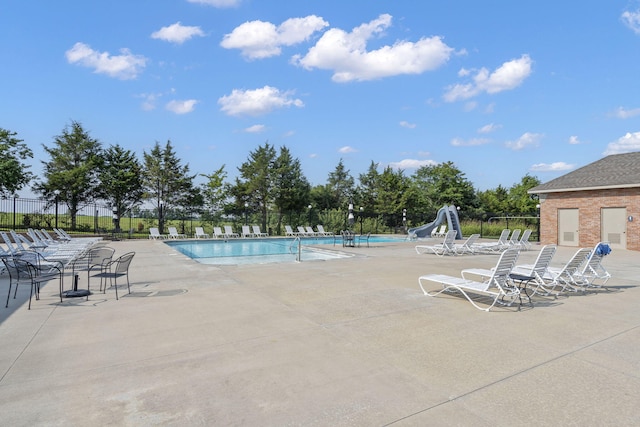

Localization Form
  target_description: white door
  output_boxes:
[601,207,627,249]
[558,208,579,246]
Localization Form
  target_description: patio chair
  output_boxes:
[168,227,187,239]
[297,226,309,236]
[418,248,521,312]
[454,233,480,255]
[472,229,511,253]
[304,226,318,236]
[579,242,612,288]
[544,247,592,294]
[213,227,225,238]
[252,225,268,237]
[316,225,333,236]
[224,226,239,238]
[241,225,254,238]
[194,227,210,239]
[356,232,371,247]
[342,230,356,247]
[508,229,521,246]
[90,252,135,300]
[71,246,115,293]
[3,253,64,309]
[284,225,298,236]
[517,229,533,250]
[415,230,457,256]
[510,244,558,297]
[432,224,447,238]
[149,227,167,240]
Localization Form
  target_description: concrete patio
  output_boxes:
[1,238,638,426]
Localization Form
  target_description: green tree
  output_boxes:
[272,146,310,232]
[357,161,380,211]
[508,174,541,213]
[478,185,510,214]
[233,142,277,228]
[142,140,195,233]
[411,161,477,216]
[0,128,33,196]
[200,165,228,224]
[327,158,355,209]
[35,121,103,230]
[375,166,411,228]
[98,144,144,231]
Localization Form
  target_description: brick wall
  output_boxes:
[539,188,640,251]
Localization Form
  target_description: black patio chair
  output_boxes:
[90,252,135,300]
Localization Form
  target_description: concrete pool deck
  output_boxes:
[0,237,638,426]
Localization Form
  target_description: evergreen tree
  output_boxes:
[327,158,355,209]
[98,144,144,231]
[234,142,277,228]
[35,121,103,230]
[0,128,33,196]
[200,165,228,224]
[142,140,195,233]
[272,146,310,231]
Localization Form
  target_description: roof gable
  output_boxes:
[529,151,640,194]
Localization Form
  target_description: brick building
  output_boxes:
[528,152,640,252]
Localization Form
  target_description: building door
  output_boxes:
[558,208,579,246]
[601,207,627,249]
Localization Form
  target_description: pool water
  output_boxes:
[165,235,404,265]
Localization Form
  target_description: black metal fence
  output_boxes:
[1,197,540,240]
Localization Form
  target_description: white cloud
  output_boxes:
[478,123,501,134]
[283,130,295,137]
[451,137,490,146]
[621,9,640,34]
[137,92,161,111]
[389,158,438,169]
[65,42,146,80]
[338,146,357,153]
[443,54,533,102]
[244,124,266,133]
[399,121,416,129]
[293,14,454,82]
[165,99,198,114]
[505,132,543,150]
[218,85,304,117]
[603,131,640,155]
[151,22,205,44]
[568,135,581,145]
[187,0,241,7]
[221,16,328,59]
[530,162,576,172]
[611,106,640,119]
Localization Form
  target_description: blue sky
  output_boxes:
[2,0,640,197]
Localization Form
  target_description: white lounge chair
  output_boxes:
[297,226,309,236]
[284,225,298,236]
[510,244,558,297]
[415,230,457,256]
[473,229,511,253]
[304,226,317,236]
[194,227,210,239]
[454,233,480,255]
[168,227,187,239]
[544,248,592,294]
[316,225,333,236]
[579,242,612,288]
[517,229,533,250]
[252,225,268,237]
[432,224,447,238]
[419,248,521,311]
[224,226,239,238]
[241,225,254,238]
[149,227,167,240]
[213,227,225,239]
[508,229,521,247]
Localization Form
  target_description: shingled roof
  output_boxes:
[529,151,640,194]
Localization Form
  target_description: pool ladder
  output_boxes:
[289,236,302,262]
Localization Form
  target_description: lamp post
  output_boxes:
[13,193,18,230]
[360,207,364,235]
[244,202,248,225]
[347,200,354,230]
[402,208,407,233]
[308,204,312,225]
[53,190,60,229]
[159,199,164,234]
[536,203,541,242]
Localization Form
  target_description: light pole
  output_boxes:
[360,207,364,235]
[308,204,312,225]
[536,203,541,242]
[53,190,60,229]
[402,208,407,233]
[13,193,18,230]
[244,202,248,225]
[159,199,164,234]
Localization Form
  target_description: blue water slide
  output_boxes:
[408,204,463,239]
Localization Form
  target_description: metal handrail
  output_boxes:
[289,236,302,262]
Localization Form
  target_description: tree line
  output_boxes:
[1,121,541,233]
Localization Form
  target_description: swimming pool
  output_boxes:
[165,235,405,265]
